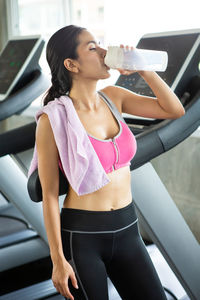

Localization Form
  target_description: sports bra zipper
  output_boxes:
[112,138,119,170]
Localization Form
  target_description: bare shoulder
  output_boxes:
[100,85,125,114]
[37,113,52,136]
[37,112,50,128]
[36,113,56,150]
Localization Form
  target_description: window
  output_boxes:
[15,0,71,70]
[98,7,104,21]
[14,0,106,74]
[77,9,82,21]
[70,0,105,45]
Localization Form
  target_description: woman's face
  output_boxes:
[68,30,111,80]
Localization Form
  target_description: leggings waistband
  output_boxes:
[61,201,138,232]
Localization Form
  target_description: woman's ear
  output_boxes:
[64,58,79,73]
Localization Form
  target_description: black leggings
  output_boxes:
[60,201,167,300]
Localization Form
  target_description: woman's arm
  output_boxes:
[106,71,185,120]
[36,113,78,300]
[138,70,185,118]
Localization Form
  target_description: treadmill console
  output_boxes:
[0,36,43,101]
[116,29,200,98]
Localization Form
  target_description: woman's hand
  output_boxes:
[52,259,79,300]
[116,44,138,75]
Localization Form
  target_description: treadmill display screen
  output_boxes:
[116,33,199,97]
[0,39,38,94]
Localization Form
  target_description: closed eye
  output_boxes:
[90,48,97,51]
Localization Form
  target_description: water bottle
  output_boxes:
[104,46,168,72]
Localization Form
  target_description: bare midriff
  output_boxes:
[63,165,132,211]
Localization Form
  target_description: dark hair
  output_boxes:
[43,25,86,106]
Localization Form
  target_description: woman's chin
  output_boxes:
[102,71,111,79]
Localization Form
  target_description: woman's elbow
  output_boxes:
[171,107,185,119]
[42,189,59,203]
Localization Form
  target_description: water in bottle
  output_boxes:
[104,46,168,72]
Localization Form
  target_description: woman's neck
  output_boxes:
[68,80,101,111]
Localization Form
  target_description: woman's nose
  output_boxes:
[99,46,107,58]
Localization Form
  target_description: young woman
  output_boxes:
[35,25,185,300]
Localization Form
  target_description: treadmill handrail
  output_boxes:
[0,122,36,157]
[0,228,37,249]
[131,93,200,170]
[0,70,50,121]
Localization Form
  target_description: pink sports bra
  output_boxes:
[88,118,137,174]
[58,91,137,175]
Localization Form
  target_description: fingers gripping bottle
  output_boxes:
[104,46,168,72]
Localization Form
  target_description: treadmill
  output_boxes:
[1,29,200,299]
[0,36,50,273]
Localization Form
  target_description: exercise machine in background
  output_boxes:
[0,35,50,273]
